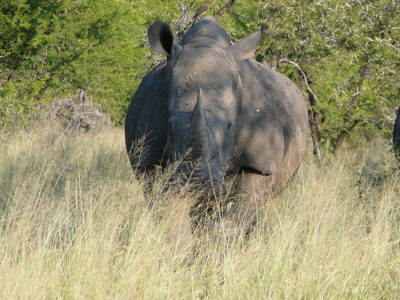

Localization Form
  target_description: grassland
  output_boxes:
[0,125,399,299]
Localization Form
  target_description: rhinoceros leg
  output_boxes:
[223,171,274,239]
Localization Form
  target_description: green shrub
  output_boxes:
[1,0,398,153]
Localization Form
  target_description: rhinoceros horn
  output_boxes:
[190,89,212,159]
[189,89,226,192]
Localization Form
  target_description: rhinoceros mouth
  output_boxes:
[170,155,226,196]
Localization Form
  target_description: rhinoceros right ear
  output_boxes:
[148,22,182,57]
[229,28,263,61]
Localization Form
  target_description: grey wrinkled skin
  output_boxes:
[394,108,400,161]
[125,17,309,234]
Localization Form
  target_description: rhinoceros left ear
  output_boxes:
[148,22,182,57]
[229,27,263,61]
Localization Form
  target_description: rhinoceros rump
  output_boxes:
[125,17,309,234]
[394,108,400,160]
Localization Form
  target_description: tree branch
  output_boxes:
[214,0,236,19]
[279,59,320,103]
[279,59,322,161]
[307,90,323,161]
[173,1,200,38]
[173,0,236,39]
[332,65,368,153]
[193,0,214,19]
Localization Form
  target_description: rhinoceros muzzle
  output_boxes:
[171,159,226,195]
[169,89,227,195]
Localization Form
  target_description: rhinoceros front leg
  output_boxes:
[224,171,274,239]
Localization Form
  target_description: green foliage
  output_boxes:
[1,0,399,151]
[258,0,399,150]
[0,0,188,125]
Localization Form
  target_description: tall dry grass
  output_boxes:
[0,125,399,299]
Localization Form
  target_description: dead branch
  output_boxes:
[214,0,236,19]
[193,0,214,20]
[173,0,236,39]
[173,1,199,38]
[333,119,361,152]
[307,90,323,161]
[332,65,368,153]
[279,59,322,161]
[280,59,320,103]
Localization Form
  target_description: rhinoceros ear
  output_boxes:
[229,28,263,61]
[148,22,182,57]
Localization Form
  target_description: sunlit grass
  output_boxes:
[0,125,399,299]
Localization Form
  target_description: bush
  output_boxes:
[0,0,187,125]
[1,0,398,153]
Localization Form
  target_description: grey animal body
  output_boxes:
[125,17,309,233]
[394,108,400,160]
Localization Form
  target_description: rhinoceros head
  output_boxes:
[147,17,262,193]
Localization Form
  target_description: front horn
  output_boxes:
[191,89,212,157]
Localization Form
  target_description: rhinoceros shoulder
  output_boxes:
[124,61,169,169]
[235,59,308,177]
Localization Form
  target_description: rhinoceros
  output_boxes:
[394,108,400,160]
[125,17,309,232]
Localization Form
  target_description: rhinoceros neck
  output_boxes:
[181,20,231,48]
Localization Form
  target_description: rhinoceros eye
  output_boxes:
[227,122,232,130]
